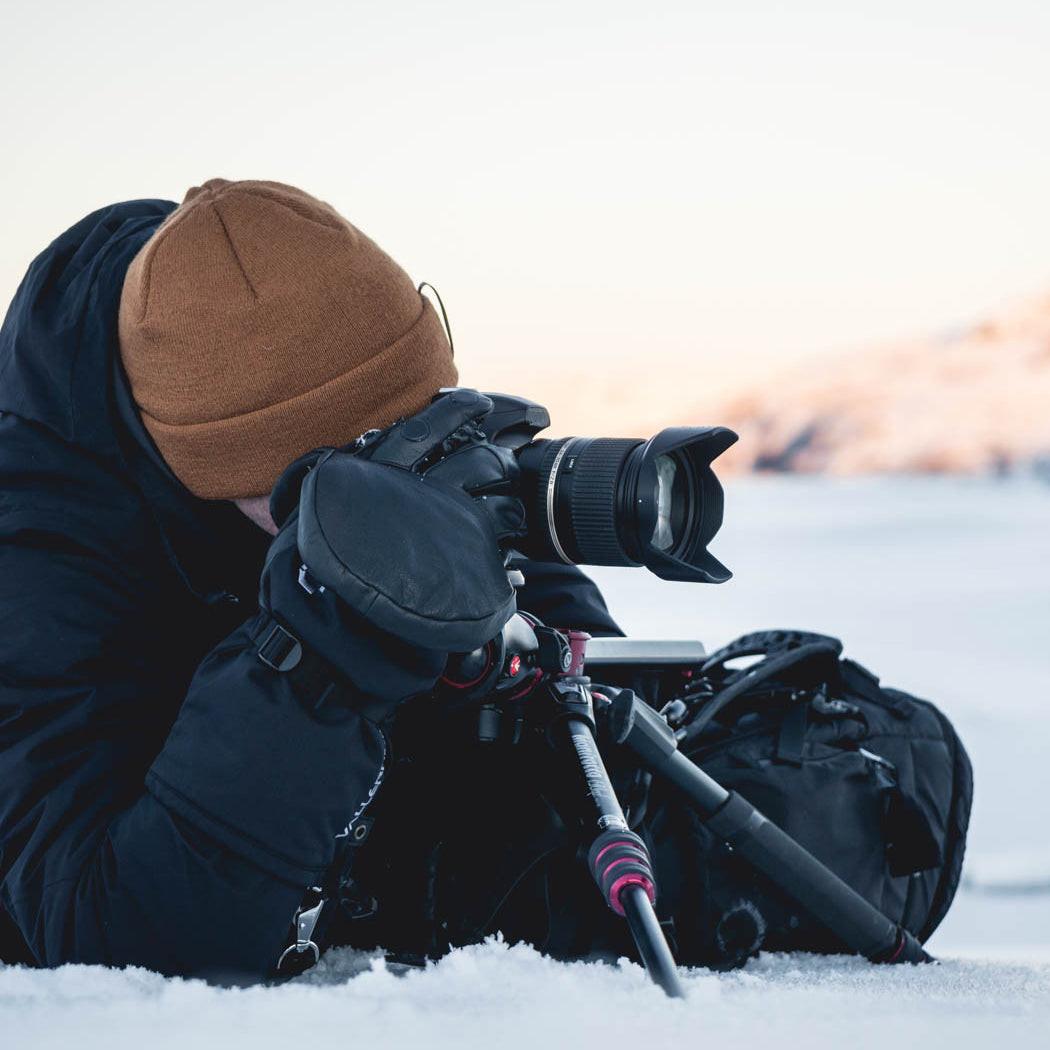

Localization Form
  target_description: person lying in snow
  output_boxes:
[0,179,970,983]
[0,179,621,980]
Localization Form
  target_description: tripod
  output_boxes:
[444,615,931,998]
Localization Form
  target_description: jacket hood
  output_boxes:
[0,199,175,458]
[0,199,270,605]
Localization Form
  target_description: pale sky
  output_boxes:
[3,0,1049,434]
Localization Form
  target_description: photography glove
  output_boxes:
[363,388,527,547]
[259,389,524,718]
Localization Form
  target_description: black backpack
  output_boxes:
[332,629,972,970]
[642,629,973,967]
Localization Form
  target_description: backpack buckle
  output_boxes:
[258,621,303,672]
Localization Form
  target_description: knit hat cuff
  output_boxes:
[139,299,457,500]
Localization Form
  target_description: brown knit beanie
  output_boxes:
[118,178,457,499]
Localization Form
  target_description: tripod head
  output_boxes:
[436,610,593,740]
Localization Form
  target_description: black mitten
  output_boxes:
[259,516,449,717]
[295,389,525,652]
[258,389,526,722]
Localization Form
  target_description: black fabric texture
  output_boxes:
[293,388,530,651]
[262,506,450,709]
[297,453,517,651]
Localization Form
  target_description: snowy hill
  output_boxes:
[693,294,1050,475]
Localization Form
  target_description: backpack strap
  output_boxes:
[840,659,914,720]
[701,630,843,673]
[859,749,942,876]
[680,634,842,745]
[775,701,808,766]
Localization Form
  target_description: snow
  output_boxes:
[2,476,1048,1048]
[3,941,1048,1050]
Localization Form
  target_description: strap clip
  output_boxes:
[276,889,324,973]
[258,621,303,673]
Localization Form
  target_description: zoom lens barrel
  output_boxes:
[478,392,738,585]
[517,437,643,566]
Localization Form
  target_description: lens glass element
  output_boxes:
[651,453,679,551]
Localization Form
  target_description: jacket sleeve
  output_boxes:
[0,423,385,981]
[514,560,623,637]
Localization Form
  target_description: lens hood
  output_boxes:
[629,426,737,583]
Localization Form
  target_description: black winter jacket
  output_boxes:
[0,201,619,980]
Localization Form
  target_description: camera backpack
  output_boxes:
[329,628,972,971]
[642,629,973,967]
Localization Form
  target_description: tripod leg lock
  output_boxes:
[587,828,657,917]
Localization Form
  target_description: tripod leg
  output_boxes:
[608,690,931,964]
[679,762,931,964]
[558,718,685,998]
[622,885,684,994]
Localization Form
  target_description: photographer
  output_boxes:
[0,179,619,980]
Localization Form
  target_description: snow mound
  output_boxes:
[2,940,1048,1050]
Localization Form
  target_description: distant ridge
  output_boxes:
[696,293,1050,475]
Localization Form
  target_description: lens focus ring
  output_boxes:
[565,438,641,566]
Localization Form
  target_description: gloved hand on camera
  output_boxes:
[258,389,524,719]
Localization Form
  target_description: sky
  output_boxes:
[3,0,1049,434]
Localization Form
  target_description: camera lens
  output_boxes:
[517,436,642,567]
[514,429,734,582]
[476,392,737,584]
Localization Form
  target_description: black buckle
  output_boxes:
[258,621,303,672]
